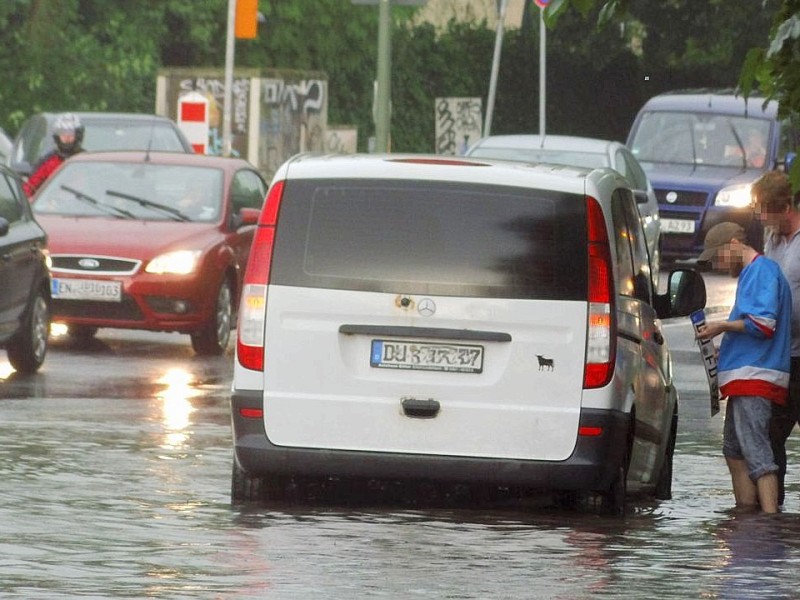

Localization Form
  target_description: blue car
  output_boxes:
[627,90,798,262]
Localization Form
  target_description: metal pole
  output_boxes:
[539,7,546,136]
[222,0,236,157]
[375,0,392,152]
[484,0,508,137]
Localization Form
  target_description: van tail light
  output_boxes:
[237,180,285,371]
[584,196,616,389]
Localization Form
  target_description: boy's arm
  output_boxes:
[696,319,745,341]
[736,262,781,339]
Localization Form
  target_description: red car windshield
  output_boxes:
[33,162,224,223]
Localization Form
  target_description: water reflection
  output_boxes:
[713,512,800,599]
[156,368,198,449]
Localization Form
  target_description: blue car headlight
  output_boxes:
[714,183,753,208]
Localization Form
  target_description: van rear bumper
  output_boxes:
[231,389,630,492]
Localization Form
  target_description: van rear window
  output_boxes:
[270,179,587,300]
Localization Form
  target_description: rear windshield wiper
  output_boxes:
[61,185,136,219]
[106,189,190,221]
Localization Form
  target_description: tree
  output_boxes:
[544,0,800,186]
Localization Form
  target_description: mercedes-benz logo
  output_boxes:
[78,258,101,269]
[665,191,678,204]
[418,298,436,317]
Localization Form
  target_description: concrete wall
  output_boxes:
[157,68,329,181]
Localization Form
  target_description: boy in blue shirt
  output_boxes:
[696,221,791,513]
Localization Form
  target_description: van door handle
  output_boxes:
[652,331,665,345]
[401,397,440,419]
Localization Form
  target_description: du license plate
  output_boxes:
[370,339,484,373]
[51,278,122,302]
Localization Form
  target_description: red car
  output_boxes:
[31,151,267,354]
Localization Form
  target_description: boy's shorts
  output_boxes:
[723,395,779,481]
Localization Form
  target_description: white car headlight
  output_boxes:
[146,250,201,275]
[714,183,753,208]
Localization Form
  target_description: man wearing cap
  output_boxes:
[752,170,800,506]
[696,221,791,513]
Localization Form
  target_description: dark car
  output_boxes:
[627,90,799,261]
[9,112,194,177]
[0,164,50,373]
[31,151,267,355]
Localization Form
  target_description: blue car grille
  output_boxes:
[654,189,709,207]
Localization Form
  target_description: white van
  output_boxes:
[230,154,706,514]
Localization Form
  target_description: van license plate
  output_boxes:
[51,278,122,302]
[661,218,696,234]
[370,340,484,373]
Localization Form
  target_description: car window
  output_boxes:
[13,117,48,168]
[778,116,800,158]
[231,169,266,212]
[469,147,607,169]
[272,179,587,301]
[82,122,187,153]
[618,149,648,191]
[611,188,652,303]
[33,162,224,223]
[630,111,772,168]
[0,173,23,223]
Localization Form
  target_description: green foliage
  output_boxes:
[0,0,788,161]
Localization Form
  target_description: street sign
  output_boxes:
[177,92,210,154]
[533,0,550,7]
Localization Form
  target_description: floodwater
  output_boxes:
[2,284,800,599]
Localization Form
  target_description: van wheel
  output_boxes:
[7,290,49,374]
[191,280,232,355]
[654,410,678,501]
[600,463,627,516]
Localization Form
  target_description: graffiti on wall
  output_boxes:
[174,77,251,157]
[435,97,482,156]
[324,127,358,154]
[260,78,328,181]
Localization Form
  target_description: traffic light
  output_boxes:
[235,0,258,39]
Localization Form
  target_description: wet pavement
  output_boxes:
[2,273,800,598]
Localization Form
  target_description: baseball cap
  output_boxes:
[697,221,747,263]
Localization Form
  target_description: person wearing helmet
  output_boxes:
[22,113,84,198]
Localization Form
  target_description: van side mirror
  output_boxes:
[783,152,796,173]
[633,189,649,204]
[655,269,707,318]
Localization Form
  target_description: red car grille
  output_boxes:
[52,296,144,321]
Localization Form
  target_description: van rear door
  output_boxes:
[262,179,590,461]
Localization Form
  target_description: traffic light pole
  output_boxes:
[375,0,392,152]
[222,0,236,157]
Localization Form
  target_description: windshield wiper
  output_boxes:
[105,189,190,221]
[61,185,136,219]
[727,119,748,170]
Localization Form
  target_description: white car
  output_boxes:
[465,134,661,282]
[230,154,705,514]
